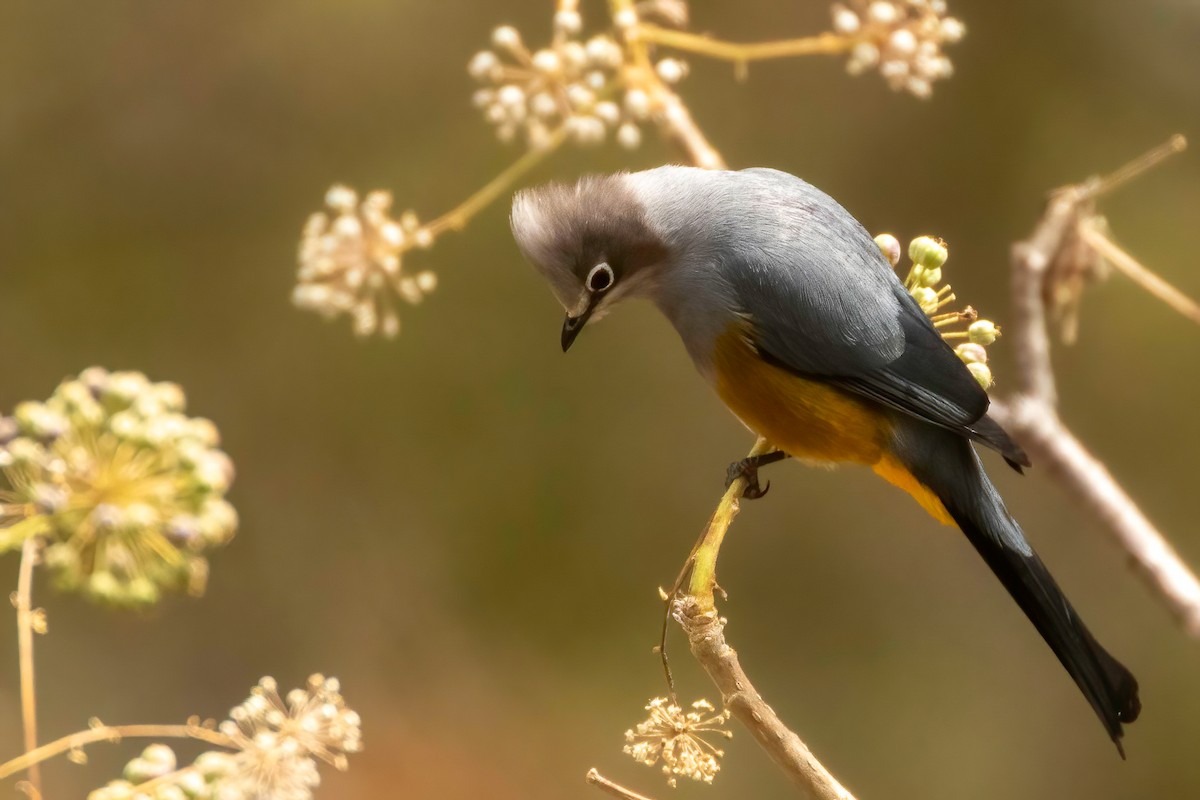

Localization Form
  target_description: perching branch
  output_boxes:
[664,438,858,800]
[991,135,1200,635]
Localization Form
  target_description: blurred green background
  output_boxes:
[2,1,1199,797]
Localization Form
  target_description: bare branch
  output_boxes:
[997,137,1200,635]
[674,597,857,800]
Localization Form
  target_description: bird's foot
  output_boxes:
[725,458,770,500]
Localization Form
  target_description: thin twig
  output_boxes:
[421,126,569,239]
[586,768,659,800]
[0,724,234,782]
[15,538,42,793]
[631,24,851,66]
[1077,222,1200,325]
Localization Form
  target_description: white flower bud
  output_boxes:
[888,29,917,57]
[656,58,687,84]
[941,18,966,43]
[616,122,642,150]
[614,8,637,28]
[832,7,861,34]
[906,77,932,98]
[554,9,582,35]
[491,25,522,51]
[868,2,899,25]
[530,92,558,119]
[324,185,357,212]
[874,233,901,267]
[467,50,499,81]
[955,343,988,364]
[532,49,561,75]
[624,88,650,119]
[594,101,620,126]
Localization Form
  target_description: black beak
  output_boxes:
[561,302,596,352]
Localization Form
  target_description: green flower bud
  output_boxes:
[910,286,939,313]
[955,343,988,364]
[874,233,901,267]
[908,235,948,269]
[919,266,943,287]
[87,570,121,601]
[967,362,993,389]
[968,319,999,345]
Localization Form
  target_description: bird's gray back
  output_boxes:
[626,166,906,376]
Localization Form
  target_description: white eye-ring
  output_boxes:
[586,262,614,293]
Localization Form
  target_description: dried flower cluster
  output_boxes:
[834,0,964,97]
[469,17,687,151]
[876,233,1001,388]
[88,676,361,800]
[295,185,438,338]
[624,697,732,787]
[0,368,236,606]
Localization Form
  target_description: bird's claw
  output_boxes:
[725,458,770,500]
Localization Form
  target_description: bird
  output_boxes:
[510,165,1141,754]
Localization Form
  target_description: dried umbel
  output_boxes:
[88,676,362,800]
[624,697,732,787]
[834,0,964,97]
[0,368,236,606]
[875,233,1001,388]
[295,185,438,339]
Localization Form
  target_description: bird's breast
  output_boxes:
[711,325,889,466]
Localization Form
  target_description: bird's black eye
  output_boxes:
[586,262,614,293]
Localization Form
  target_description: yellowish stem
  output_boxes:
[1077,222,1200,325]
[686,437,774,608]
[585,768,659,800]
[15,537,41,794]
[421,126,569,239]
[631,24,852,66]
[0,725,234,782]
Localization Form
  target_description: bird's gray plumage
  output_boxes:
[511,164,1139,753]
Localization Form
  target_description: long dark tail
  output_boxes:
[894,423,1141,755]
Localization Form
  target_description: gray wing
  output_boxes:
[726,169,1024,463]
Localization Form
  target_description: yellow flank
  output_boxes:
[711,326,954,526]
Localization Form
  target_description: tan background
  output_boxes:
[2,1,1199,798]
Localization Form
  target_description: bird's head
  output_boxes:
[510,173,669,351]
